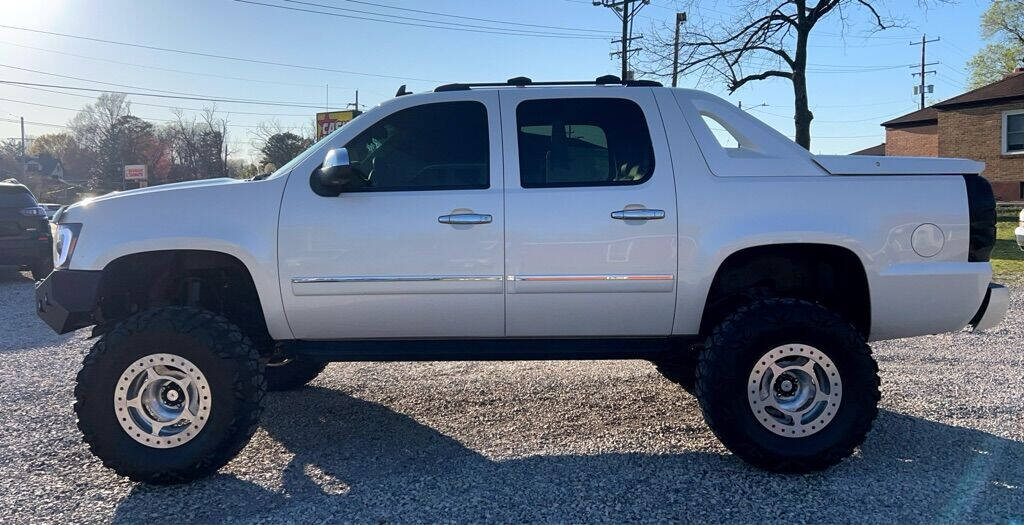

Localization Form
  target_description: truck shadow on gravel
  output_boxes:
[112,385,1023,523]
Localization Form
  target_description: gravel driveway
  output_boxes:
[0,267,1021,523]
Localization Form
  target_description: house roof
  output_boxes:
[25,154,63,177]
[882,69,1024,128]
[881,107,938,127]
[851,143,886,155]
[933,69,1024,109]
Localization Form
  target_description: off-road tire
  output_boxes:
[652,348,699,393]
[695,298,880,473]
[265,357,327,391]
[74,307,266,484]
[30,256,52,281]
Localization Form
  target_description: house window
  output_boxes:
[1004,110,1024,155]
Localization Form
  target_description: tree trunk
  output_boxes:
[792,29,813,150]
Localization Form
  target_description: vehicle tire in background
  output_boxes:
[31,256,52,281]
[74,307,265,484]
[265,356,328,391]
[695,298,879,473]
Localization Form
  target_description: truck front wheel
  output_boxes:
[696,298,880,473]
[74,307,266,484]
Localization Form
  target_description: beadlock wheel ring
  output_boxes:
[747,344,842,438]
[113,353,212,449]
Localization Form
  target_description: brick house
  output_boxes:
[856,69,1024,201]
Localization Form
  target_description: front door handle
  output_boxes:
[611,209,665,220]
[439,213,492,225]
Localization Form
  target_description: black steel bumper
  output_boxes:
[34,269,102,334]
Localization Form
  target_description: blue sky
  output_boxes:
[0,0,990,158]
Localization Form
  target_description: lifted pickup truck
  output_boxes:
[36,76,1007,484]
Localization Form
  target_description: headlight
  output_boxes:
[54,223,82,269]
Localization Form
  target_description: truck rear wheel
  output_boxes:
[74,307,265,484]
[696,298,879,473]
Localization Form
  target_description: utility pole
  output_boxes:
[596,0,650,80]
[910,34,939,110]
[671,12,687,87]
[19,117,25,159]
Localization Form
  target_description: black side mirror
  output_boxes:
[311,147,361,196]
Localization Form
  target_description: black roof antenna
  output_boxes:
[395,85,411,97]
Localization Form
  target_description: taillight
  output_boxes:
[20,206,46,217]
[964,175,996,262]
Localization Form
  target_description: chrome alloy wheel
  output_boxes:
[747,344,842,438]
[113,353,212,448]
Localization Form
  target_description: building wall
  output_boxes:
[884,124,938,157]
[938,101,1024,201]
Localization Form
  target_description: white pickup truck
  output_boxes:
[36,76,1007,484]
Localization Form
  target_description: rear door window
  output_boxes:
[515,98,654,188]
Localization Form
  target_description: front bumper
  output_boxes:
[969,283,1009,332]
[34,269,102,334]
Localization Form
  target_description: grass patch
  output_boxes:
[993,205,1023,283]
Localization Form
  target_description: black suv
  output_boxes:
[0,180,53,280]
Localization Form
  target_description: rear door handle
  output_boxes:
[438,213,492,225]
[610,209,665,220]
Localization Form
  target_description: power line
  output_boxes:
[321,0,615,34]
[748,107,913,124]
[0,24,443,83]
[0,79,331,109]
[7,84,315,117]
[0,117,67,129]
[0,40,348,91]
[0,96,308,130]
[234,0,609,39]
[281,0,614,36]
[0,63,317,101]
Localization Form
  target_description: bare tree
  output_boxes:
[639,0,911,149]
[69,92,131,184]
[201,105,231,178]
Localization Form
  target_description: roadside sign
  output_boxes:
[124,165,147,181]
[316,110,360,139]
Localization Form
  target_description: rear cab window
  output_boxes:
[0,187,37,207]
[515,98,655,188]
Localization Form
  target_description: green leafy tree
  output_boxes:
[259,132,312,168]
[968,0,1024,88]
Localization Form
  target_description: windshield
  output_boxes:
[258,113,363,181]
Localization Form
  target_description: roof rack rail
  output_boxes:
[435,75,662,92]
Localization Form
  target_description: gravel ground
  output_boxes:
[0,267,1021,524]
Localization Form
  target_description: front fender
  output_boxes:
[62,176,292,340]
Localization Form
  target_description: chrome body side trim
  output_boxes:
[290,275,505,296]
[507,274,674,282]
[292,275,504,284]
[506,274,675,294]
